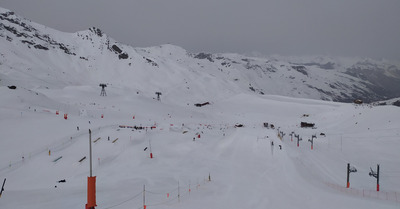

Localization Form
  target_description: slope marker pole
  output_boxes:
[346,163,357,188]
[178,181,180,203]
[143,185,146,209]
[369,164,380,191]
[0,178,6,198]
[86,129,97,209]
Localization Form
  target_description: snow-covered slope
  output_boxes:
[0,83,399,209]
[1,7,400,104]
[0,7,400,209]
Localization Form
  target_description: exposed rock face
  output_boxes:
[1,8,400,103]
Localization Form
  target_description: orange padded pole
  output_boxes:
[86,176,96,209]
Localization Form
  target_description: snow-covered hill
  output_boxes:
[1,7,400,104]
[1,7,400,209]
[1,82,400,209]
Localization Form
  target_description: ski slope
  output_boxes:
[0,85,399,209]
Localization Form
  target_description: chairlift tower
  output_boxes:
[99,84,107,96]
[155,92,162,101]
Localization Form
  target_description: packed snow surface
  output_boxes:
[0,85,399,209]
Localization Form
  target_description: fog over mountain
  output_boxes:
[2,0,400,61]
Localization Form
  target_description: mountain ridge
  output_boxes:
[1,7,400,104]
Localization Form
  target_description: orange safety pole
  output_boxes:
[86,129,96,209]
[86,176,97,209]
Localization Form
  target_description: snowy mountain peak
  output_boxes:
[1,7,400,104]
[0,7,12,15]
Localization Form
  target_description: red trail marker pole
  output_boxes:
[149,140,153,158]
[369,164,380,192]
[86,129,97,209]
[346,163,357,188]
[0,178,6,198]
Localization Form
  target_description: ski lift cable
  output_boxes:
[327,127,400,136]
[381,174,400,177]
[0,125,117,173]
[146,186,178,195]
[146,194,180,206]
[102,191,143,209]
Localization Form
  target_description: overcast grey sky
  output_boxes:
[1,0,400,60]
